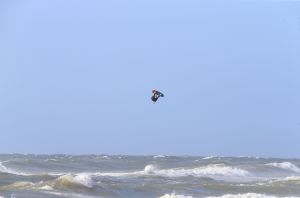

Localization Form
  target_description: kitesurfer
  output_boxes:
[151,90,164,103]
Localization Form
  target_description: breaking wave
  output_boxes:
[92,164,249,178]
[0,162,29,176]
[0,181,34,191]
[153,155,167,159]
[1,155,300,198]
[206,193,300,198]
[144,164,158,174]
[266,162,300,173]
[0,173,94,192]
[56,173,94,188]
[38,185,54,190]
[202,156,216,160]
[268,176,300,183]
[147,164,249,177]
[158,193,300,198]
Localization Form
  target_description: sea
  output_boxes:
[0,154,300,198]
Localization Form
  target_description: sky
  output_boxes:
[0,0,299,157]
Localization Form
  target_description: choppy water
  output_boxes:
[0,154,300,198]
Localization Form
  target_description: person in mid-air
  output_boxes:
[151,90,164,103]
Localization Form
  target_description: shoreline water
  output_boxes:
[0,155,300,198]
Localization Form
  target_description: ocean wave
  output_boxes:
[278,176,300,181]
[43,191,97,198]
[268,176,300,184]
[0,162,29,176]
[144,164,158,174]
[202,156,216,160]
[56,173,94,188]
[148,164,249,177]
[153,155,166,159]
[266,162,300,173]
[38,184,54,190]
[92,164,249,178]
[0,173,94,192]
[0,181,34,191]
[159,193,193,198]
[94,155,110,160]
[206,193,300,198]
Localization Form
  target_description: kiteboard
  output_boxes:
[156,91,164,97]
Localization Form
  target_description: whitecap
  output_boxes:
[153,155,166,159]
[144,164,158,174]
[280,176,300,181]
[0,162,30,176]
[206,193,300,198]
[0,181,34,191]
[101,155,110,159]
[91,164,249,180]
[202,156,216,160]
[38,185,54,190]
[95,155,110,160]
[266,162,300,173]
[56,173,94,188]
[150,164,249,178]
[268,176,300,184]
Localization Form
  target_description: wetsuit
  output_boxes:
[151,92,159,102]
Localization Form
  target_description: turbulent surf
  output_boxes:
[0,155,300,198]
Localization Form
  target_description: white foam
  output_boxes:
[0,162,13,174]
[0,162,29,176]
[151,164,249,178]
[153,155,166,159]
[206,193,300,198]
[101,155,110,159]
[92,171,135,177]
[57,173,94,188]
[270,176,300,183]
[0,181,34,190]
[144,164,158,174]
[202,156,216,160]
[266,162,300,173]
[38,185,54,190]
[92,164,249,179]
[280,176,300,181]
[73,173,94,188]
[159,193,193,198]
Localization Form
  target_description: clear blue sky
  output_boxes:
[0,1,299,157]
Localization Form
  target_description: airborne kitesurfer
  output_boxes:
[151,90,164,103]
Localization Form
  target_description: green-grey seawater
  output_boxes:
[0,155,300,198]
